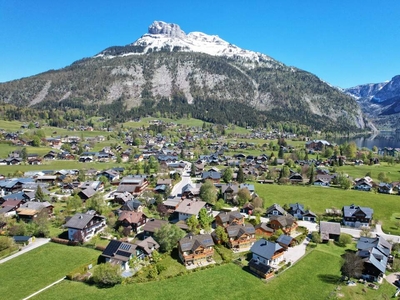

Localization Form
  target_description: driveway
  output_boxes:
[386,272,400,287]
[283,237,310,264]
[0,238,50,264]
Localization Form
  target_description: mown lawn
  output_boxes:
[0,243,99,300]
[35,243,395,300]
[255,183,400,235]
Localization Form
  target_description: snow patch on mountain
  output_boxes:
[96,21,282,68]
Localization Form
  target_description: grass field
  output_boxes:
[33,243,395,300]
[255,183,400,235]
[0,243,100,300]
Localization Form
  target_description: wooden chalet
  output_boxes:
[178,234,215,266]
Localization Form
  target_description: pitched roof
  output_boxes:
[276,234,294,246]
[142,218,168,233]
[250,239,282,260]
[269,214,296,227]
[134,236,160,255]
[226,224,255,239]
[102,240,136,262]
[118,211,146,224]
[266,203,286,216]
[319,221,341,237]
[255,222,274,233]
[289,203,304,213]
[179,234,214,252]
[65,212,104,230]
[342,204,373,219]
[216,211,244,224]
[175,199,206,215]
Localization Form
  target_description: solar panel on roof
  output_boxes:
[119,243,131,251]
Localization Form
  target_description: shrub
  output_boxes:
[92,263,122,287]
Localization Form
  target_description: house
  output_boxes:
[288,203,305,219]
[225,224,256,250]
[241,202,255,215]
[117,211,148,233]
[181,183,201,198]
[16,201,54,222]
[162,196,182,212]
[156,178,172,188]
[101,240,136,270]
[319,221,341,242]
[377,183,393,194]
[178,234,215,266]
[220,183,239,202]
[97,169,120,182]
[342,204,373,227]
[249,239,285,279]
[265,203,287,217]
[215,211,244,228]
[142,218,169,238]
[276,234,295,250]
[255,222,274,237]
[65,211,106,242]
[120,199,144,212]
[0,200,22,217]
[353,177,374,192]
[357,235,392,282]
[269,214,298,234]
[112,191,134,205]
[133,236,160,259]
[175,199,207,221]
[314,178,330,187]
[305,140,331,151]
[201,170,221,183]
[288,173,303,184]
[117,177,149,196]
[302,210,317,222]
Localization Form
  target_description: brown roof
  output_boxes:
[175,199,206,216]
[255,222,274,232]
[142,219,168,233]
[118,211,146,224]
[269,214,296,227]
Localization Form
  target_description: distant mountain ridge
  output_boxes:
[346,75,400,130]
[0,21,370,132]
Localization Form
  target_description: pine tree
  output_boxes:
[35,185,45,202]
[237,166,245,183]
[308,164,315,185]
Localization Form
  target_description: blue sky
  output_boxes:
[1,1,399,88]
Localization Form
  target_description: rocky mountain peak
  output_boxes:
[148,21,186,39]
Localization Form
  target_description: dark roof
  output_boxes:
[250,239,282,260]
[289,203,304,213]
[269,214,296,227]
[65,212,104,230]
[179,234,214,252]
[226,224,255,239]
[343,204,373,219]
[122,199,143,211]
[102,240,136,262]
[134,236,160,255]
[216,211,244,224]
[255,222,274,233]
[266,204,286,216]
[142,218,168,233]
[276,234,293,246]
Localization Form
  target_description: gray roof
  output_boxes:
[250,239,282,260]
[319,221,341,235]
[142,218,168,233]
[266,203,286,216]
[255,222,274,233]
[343,204,373,219]
[179,234,214,252]
[226,224,255,239]
[276,234,293,246]
[134,236,160,255]
[65,212,104,230]
[102,240,136,262]
[216,211,244,224]
[289,203,304,213]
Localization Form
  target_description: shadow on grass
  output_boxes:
[318,274,342,284]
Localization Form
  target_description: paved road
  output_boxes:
[171,162,193,197]
[0,238,50,264]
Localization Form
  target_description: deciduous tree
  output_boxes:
[154,224,185,252]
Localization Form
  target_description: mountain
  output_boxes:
[0,21,369,132]
[346,75,400,130]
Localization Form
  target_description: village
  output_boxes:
[1,119,400,299]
